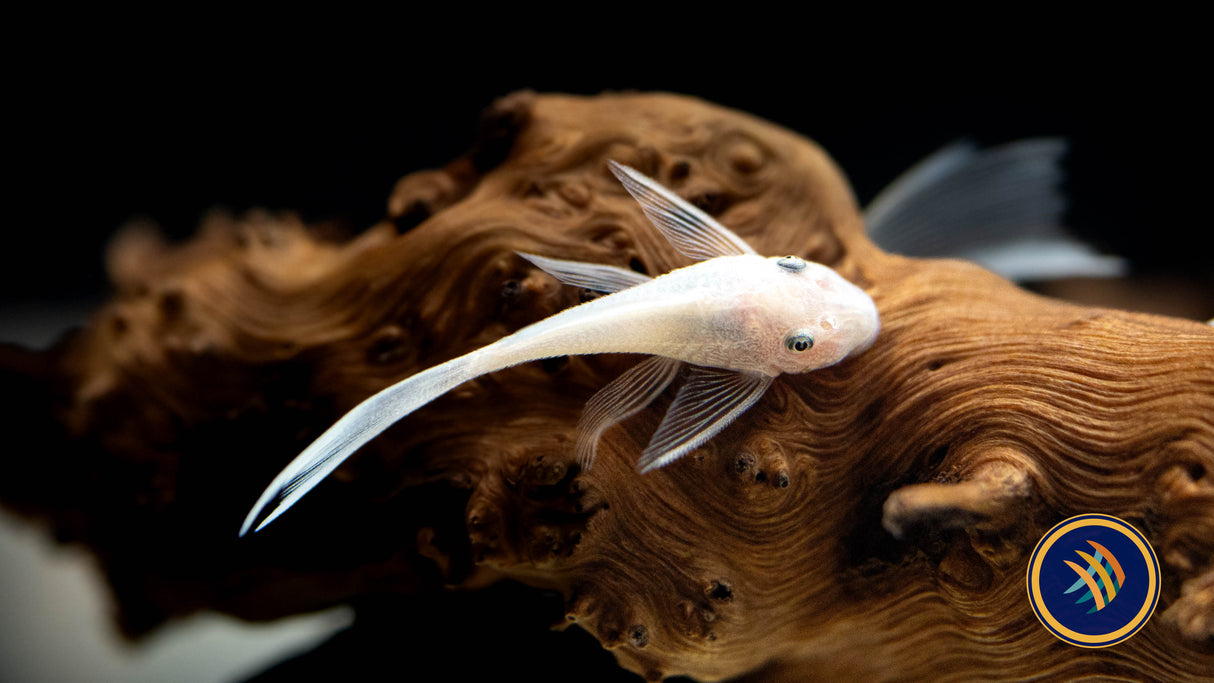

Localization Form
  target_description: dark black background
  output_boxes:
[6,27,1206,308]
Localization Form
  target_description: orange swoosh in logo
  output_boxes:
[1063,540,1125,613]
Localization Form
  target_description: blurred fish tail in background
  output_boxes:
[865,138,1127,282]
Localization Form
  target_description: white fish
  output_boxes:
[239,161,880,535]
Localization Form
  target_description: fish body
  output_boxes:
[491,254,876,377]
[239,161,879,535]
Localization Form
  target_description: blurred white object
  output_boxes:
[865,139,1127,281]
[0,307,352,683]
[0,509,352,683]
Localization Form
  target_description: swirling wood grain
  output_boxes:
[2,91,1210,681]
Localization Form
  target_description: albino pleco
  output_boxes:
[239,161,880,535]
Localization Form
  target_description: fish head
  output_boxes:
[752,255,880,375]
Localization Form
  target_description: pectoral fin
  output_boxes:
[517,252,652,293]
[607,160,756,261]
[637,366,773,473]
[576,355,682,470]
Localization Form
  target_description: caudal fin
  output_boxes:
[239,356,474,535]
[864,139,1127,281]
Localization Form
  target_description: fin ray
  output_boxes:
[575,356,682,470]
[518,252,653,293]
[608,160,756,261]
[864,139,1126,281]
[239,356,475,535]
[637,366,772,473]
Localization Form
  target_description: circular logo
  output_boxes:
[1026,514,1160,647]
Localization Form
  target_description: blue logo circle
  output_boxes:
[1026,514,1160,647]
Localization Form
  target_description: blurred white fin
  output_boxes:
[575,355,682,470]
[864,139,1127,281]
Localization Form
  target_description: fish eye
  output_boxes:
[784,332,814,353]
[776,255,806,272]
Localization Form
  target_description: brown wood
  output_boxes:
[3,91,1211,681]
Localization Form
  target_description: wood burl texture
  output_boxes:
[2,91,1211,681]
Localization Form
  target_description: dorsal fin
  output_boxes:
[608,160,756,261]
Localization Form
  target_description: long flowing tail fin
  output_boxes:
[865,139,1126,281]
[239,355,474,536]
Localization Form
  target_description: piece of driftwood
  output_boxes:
[2,91,1212,681]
